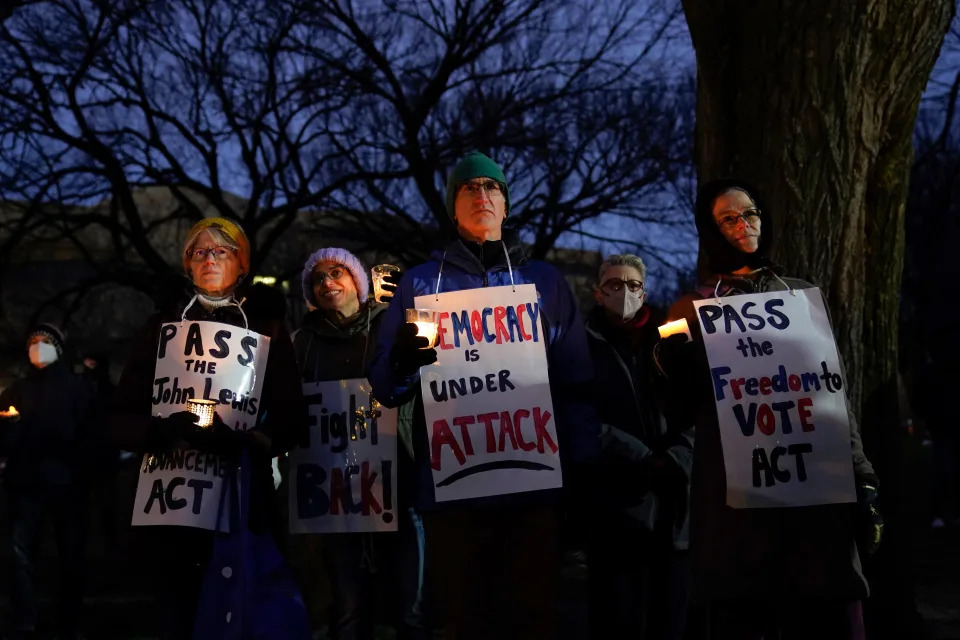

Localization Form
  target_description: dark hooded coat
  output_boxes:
[667,179,876,602]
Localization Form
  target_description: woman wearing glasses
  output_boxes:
[583,254,693,640]
[290,247,428,640]
[658,179,880,639]
[111,217,307,639]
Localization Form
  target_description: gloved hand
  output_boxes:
[856,482,884,556]
[379,270,403,302]
[181,412,247,458]
[654,333,699,383]
[146,411,198,451]
[389,322,437,376]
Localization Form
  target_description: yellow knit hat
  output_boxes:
[182,217,251,275]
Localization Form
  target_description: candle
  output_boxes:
[406,308,439,349]
[187,398,217,428]
[0,405,18,417]
[371,264,401,303]
[414,321,439,348]
[658,318,691,342]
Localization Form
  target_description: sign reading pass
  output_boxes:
[132,320,270,529]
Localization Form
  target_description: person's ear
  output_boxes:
[593,287,604,305]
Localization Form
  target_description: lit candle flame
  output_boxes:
[414,321,439,348]
[658,318,691,341]
[1,405,18,417]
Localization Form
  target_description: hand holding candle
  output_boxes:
[405,308,439,349]
[186,398,217,429]
[371,264,401,303]
[389,312,439,375]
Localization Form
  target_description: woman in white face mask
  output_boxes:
[595,265,647,323]
[582,254,693,640]
[27,332,61,369]
[26,323,65,368]
[0,321,93,640]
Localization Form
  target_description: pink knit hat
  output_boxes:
[300,247,369,306]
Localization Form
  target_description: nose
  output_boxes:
[203,251,217,265]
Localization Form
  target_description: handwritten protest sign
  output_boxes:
[132,320,270,529]
[289,378,398,533]
[694,289,856,508]
[416,284,563,502]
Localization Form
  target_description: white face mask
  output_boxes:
[28,342,59,368]
[604,288,645,322]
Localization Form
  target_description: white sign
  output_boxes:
[694,288,857,508]
[416,284,563,502]
[288,378,398,533]
[132,320,271,529]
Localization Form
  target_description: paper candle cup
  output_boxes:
[405,308,439,348]
[187,398,218,428]
[658,318,691,342]
[371,263,401,303]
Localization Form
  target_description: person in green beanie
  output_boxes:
[369,151,602,639]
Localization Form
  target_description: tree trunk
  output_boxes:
[682,1,952,636]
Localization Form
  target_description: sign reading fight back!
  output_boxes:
[132,320,270,529]
[416,284,563,502]
[693,288,856,508]
[289,378,398,533]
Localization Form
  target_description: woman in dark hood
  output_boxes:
[661,179,881,640]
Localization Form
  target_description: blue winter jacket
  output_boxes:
[368,232,600,509]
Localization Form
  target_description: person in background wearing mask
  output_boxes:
[0,323,95,640]
[583,255,692,640]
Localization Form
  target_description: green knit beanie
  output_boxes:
[444,151,509,220]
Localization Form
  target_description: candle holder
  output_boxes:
[405,308,439,349]
[371,263,401,303]
[657,318,691,342]
[187,398,217,429]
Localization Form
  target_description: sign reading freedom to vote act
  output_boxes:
[132,320,270,529]
[289,378,398,534]
[693,288,856,509]
[416,284,563,502]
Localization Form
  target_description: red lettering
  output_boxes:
[470,310,484,342]
[517,305,534,341]
[437,312,453,350]
[759,377,772,395]
[494,306,510,344]
[513,409,535,451]
[731,378,745,401]
[498,411,518,452]
[757,403,775,435]
[330,468,345,515]
[431,419,466,470]
[798,397,814,431]
[477,412,499,452]
[788,374,802,392]
[452,415,476,455]
[360,461,381,515]
[533,407,558,453]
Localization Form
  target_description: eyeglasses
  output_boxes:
[458,180,504,198]
[188,246,237,262]
[312,265,349,285]
[716,208,762,230]
[600,279,644,294]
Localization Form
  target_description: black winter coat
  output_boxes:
[0,360,95,489]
